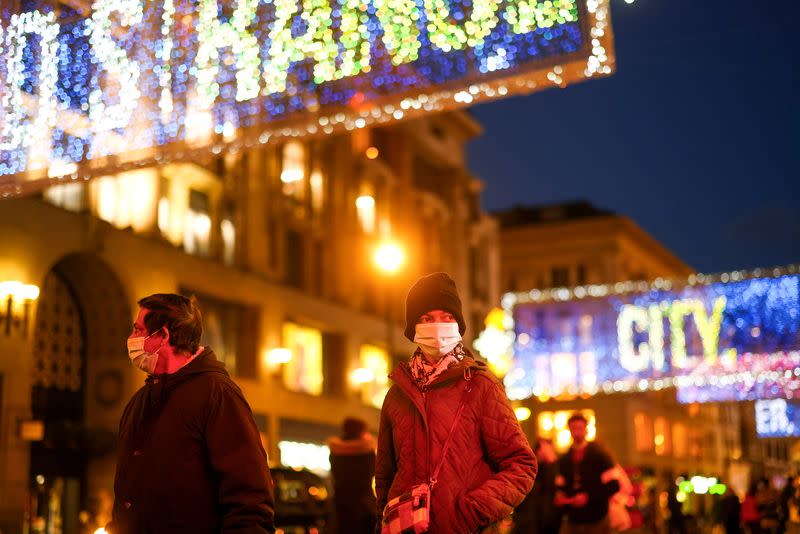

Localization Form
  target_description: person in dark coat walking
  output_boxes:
[375,273,537,533]
[328,417,378,533]
[555,412,620,534]
[109,293,275,533]
[512,438,560,534]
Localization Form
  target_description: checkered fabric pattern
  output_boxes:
[381,484,431,534]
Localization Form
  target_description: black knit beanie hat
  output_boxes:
[404,272,466,341]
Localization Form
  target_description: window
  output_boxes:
[281,142,305,200]
[355,194,376,234]
[551,266,570,288]
[285,229,305,289]
[634,412,654,452]
[184,189,211,256]
[190,291,252,376]
[282,322,323,396]
[654,416,671,455]
[673,422,688,457]
[44,183,85,212]
[221,204,236,266]
[310,168,324,218]
[358,344,390,408]
[91,170,158,232]
[577,264,587,286]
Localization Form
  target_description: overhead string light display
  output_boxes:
[0,0,615,196]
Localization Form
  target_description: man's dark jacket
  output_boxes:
[110,349,275,533]
[556,442,620,524]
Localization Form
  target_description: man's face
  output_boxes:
[130,308,164,354]
[418,309,457,324]
[568,419,587,444]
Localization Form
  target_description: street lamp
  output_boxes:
[373,242,404,275]
[373,240,405,365]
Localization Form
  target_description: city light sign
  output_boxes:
[502,267,800,402]
[0,0,615,197]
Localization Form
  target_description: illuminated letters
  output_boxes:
[338,0,372,77]
[505,0,579,36]
[88,0,143,134]
[618,305,653,373]
[690,296,726,362]
[262,0,338,94]
[374,0,421,65]
[195,0,261,107]
[0,11,60,157]
[424,0,502,52]
[618,297,728,373]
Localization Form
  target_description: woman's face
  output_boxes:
[417,309,456,324]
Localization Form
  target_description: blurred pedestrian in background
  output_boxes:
[555,412,620,534]
[742,482,762,534]
[328,416,377,533]
[375,272,537,533]
[512,438,560,534]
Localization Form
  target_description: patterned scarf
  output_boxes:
[409,343,466,390]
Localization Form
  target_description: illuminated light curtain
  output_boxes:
[282,322,323,395]
[359,344,390,408]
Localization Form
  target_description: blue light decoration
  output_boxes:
[0,0,615,196]
[755,399,800,438]
[502,266,800,403]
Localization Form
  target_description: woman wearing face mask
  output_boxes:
[375,272,538,533]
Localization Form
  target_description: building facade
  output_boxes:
[0,111,499,532]
[492,201,774,511]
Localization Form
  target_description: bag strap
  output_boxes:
[429,369,473,489]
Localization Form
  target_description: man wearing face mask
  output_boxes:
[375,272,537,533]
[109,293,275,533]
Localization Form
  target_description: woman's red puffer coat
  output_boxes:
[376,357,537,533]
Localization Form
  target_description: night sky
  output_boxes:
[468,0,799,274]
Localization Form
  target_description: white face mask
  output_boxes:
[414,322,462,359]
[127,330,162,374]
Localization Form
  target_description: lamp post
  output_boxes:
[373,241,405,362]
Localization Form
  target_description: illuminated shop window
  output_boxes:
[281,141,306,199]
[91,170,158,232]
[654,416,671,456]
[157,181,171,237]
[538,410,596,453]
[278,440,330,475]
[634,412,654,452]
[355,194,376,234]
[282,322,323,396]
[221,204,236,266]
[357,344,390,408]
[310,168,324,217]
[184,189,211,256]
[44,182,85,212]
[673,422,688,458]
